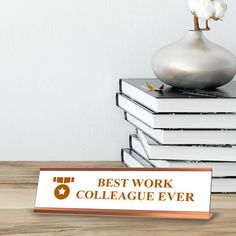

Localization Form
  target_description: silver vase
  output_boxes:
[152,31,236,89]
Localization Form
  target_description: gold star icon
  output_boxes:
[54,184,70,200]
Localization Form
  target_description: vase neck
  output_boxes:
[181,31,208,44]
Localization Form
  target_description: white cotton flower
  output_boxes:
[189,0,214,20]
[188,0,199,11]
[188,0,227,21]
[213,0,227,20]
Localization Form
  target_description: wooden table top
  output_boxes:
[0,161,236,236]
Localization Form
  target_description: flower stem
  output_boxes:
[193,13,200,31]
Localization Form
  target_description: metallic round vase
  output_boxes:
[152,31,236,89]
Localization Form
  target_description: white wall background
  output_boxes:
[0,0,235,161]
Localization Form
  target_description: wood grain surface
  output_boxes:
[0,161,236,236]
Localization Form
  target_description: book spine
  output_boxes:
[129,135,133,150]
[124,112,128,121]
[119,79,123,93]
[121,149,124,162]
[115,93,119,107]
[121,149,130,167]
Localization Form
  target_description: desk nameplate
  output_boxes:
[34,168,213,220]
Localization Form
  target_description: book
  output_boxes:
[122,149,236,192]
[129,134,236,177]
[120,79,236,113]
[121,149,154,168]
[130,131,236,162]
[125,113,236,145]
[117,93,236,129]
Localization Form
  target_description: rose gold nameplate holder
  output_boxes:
[34,168,213,220]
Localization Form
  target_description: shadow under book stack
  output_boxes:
[116,79,236,193]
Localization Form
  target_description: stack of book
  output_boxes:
[116,79,236,193]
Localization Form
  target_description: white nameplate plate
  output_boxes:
[34,168,213,220]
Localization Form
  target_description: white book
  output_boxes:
[126,113,236,145]
[132,131,236,162]
[120,79,236,113]
[121,149,153,168]
[122,149,236,192]
[130,134,236,177]
[117,93,236,129]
